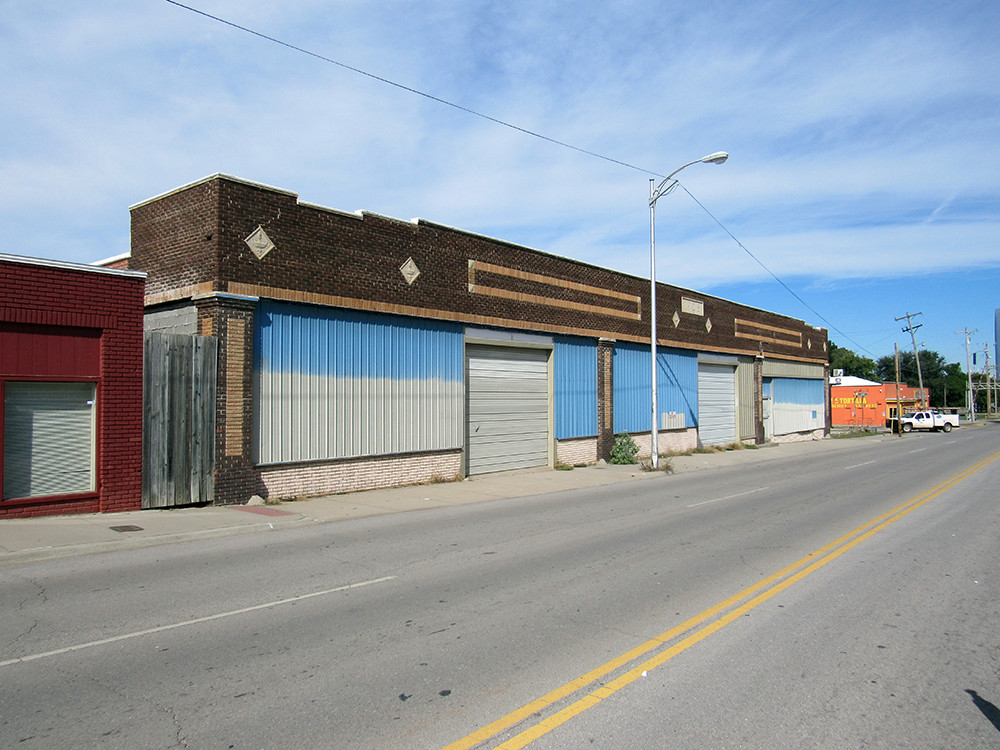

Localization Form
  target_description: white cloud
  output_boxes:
[1,0,997,367]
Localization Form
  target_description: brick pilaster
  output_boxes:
[754,355,766,444]
[597,338,615,461]
[195,293,257,504]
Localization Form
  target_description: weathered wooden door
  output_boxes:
[142,332,217,508]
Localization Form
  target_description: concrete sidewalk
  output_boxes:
[0,435,887,566]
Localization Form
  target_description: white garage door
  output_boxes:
[697,362,736,446]
[466,345,549,474]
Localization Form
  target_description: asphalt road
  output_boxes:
[2,426,998,749]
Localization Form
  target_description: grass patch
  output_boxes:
[266,494,307,505]
[427,473,462,484]
[833,430,880,439]
[645,456,674,473]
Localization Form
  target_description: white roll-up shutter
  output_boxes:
[697,362,736,446]
[466,345,549,474]
[3,382,96,499]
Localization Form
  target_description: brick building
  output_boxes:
[124,174,829,505]
[0,254,146,517]
[829,376,926,428]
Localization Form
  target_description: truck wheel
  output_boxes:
[942,422,952,433]
[902,423,912,433]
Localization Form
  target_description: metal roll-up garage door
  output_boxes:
[697,362,736,446]
[466,345,549,474]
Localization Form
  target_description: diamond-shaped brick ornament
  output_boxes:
[400,257,421,285]
[705,318,713,333]
[672,311,681,328]
[245,226,275,260]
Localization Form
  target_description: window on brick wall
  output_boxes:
[3,382,96,500]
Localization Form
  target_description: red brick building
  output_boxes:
[0,254,146,517]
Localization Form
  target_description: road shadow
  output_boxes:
[966,689,1000,734]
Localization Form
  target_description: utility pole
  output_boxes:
[896,312,925,407]
[984,346,993,419]
[894,343,902,436]
[956,328,977,422]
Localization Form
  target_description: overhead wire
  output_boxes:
[163,0,659,178]
[164,0,876,358]
[679,185,878,357]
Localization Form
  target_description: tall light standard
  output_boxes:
[649,152,728,469]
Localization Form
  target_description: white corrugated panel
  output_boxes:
[697,363,736,446]
[736,357,756,441]
[762,360,824,379]
[772,377,825,435]
[3,382,96,499]
[466,345,550,474]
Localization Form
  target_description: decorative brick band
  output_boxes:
[0,305,114,329]
[734,318,803,347]
[469,260,641,321]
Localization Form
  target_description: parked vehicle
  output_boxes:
[899,411,960,433]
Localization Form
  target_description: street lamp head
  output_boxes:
[699,151,729,165]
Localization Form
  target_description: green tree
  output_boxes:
[941,362,968,409]
[875,349,965,407]
[829,342,878,381]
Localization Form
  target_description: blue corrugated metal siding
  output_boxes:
[255,301,464,464]
[773,377,823,405]
[613,343,698,433]
[554,337,597,439]
[772,377,824,434]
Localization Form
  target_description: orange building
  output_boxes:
[830,376,925,428]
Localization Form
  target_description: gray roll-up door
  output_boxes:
[466,345,549,474]
[697,362,736,446]
[3,382,96,499]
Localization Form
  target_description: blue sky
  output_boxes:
[3,1,998,369]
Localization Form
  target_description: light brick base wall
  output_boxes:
[770,429,825,445]
[632,428,698,459]
[255,450,463,500]
[556,438,598,466]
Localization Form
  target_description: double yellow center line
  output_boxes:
[444,449,1000,750]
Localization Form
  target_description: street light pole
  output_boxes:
[648,152,728,469]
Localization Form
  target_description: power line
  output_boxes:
[163,0,659,178]
[164,0,874,359]
[679,185,877,357]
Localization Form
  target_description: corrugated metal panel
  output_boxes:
[772,377,824,434]
[466,345,549,474]
[255,301,463,464]
[736,357,756,441]
[3,382,96,499]
[762,378,773,440]
[697,363,736,446]
[762,360,824,379]
[613,342,698,434]
[612,344,647,433]
[554,336,597,439]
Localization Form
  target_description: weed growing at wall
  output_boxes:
[610,433,640,465]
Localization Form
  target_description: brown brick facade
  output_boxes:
[193,294,257,505]
[133,176,827,361]
[128,175,828,503]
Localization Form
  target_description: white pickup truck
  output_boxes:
[899,411,960,433]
